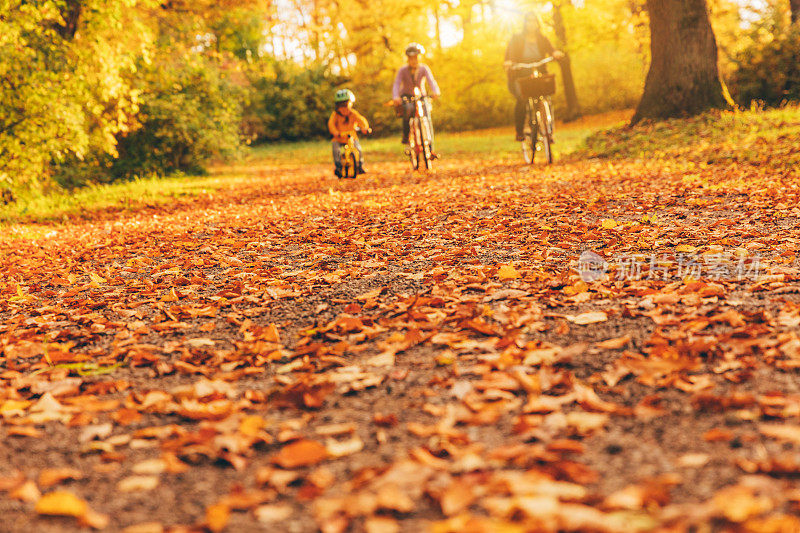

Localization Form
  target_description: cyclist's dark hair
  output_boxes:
[524,12,542,32]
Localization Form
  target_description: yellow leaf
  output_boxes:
[0,399,32,413]
[497,265,521,279]
[675,244,696,253]
[35,491,88,517]
[239,415,266,437]
[89,272,106,285]
[9,284,34,303]
[601,219,619,229]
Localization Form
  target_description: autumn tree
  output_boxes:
[0,1,154,192]
[632,0,728,123]
[552,1,582,120]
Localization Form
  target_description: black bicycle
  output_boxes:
[511,57,556,165]
[401,87,434,171]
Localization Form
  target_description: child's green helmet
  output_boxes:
[334,89,355,104]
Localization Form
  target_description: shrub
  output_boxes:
[245,61,343,142]
[727,10,800,107]
[110,59,245,180]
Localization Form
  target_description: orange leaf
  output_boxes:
[271,440,328,469]
[595,335,631,350]
[497,265,521,279]
[39,468,84,489]
[206,503,230,533]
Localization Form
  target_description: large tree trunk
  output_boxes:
[791,0,800,24]
[552,2,582,121]
[631,0,727,124]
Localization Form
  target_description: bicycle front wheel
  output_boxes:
[521,100,536,165]
[420,116,433,170]
[536,100,553,165]
[407,118,420,170]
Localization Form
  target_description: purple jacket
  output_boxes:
[392,64,441,99]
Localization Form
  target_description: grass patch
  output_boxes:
[0,173,229,227]
[577,104,800,169]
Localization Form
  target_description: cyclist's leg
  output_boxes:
[401,101,413,144]
[354,138,365,173]
[332,141,343,177]
[510,79,525,141]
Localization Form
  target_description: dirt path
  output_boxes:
[2,154,800,532]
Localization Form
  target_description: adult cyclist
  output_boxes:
[392,43,441,154]
[504,12,564,141]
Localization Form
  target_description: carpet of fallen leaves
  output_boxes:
[2,130,800,532]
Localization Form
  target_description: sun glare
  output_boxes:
[491,1,554,29]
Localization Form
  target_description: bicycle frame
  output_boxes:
[401,87,434,171]
[340,134,360,179]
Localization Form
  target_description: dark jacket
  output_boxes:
[505,32,555,83]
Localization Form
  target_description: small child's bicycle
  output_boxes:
[339,127,371,179]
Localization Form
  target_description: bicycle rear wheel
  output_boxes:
[521,100,536,165]
[420,116,433,170]
[536,100,553,164]
[407,118,420,170]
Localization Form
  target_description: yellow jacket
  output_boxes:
[328,108,369,144]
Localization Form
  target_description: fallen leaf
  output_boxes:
[255,504,294,523]
[206,503,230,533]
[36,491,88,517]
[566,311,608,325]
[595,335,631,349]
[10,480,41,503]
[39,468,84,488]
[117,475,160,492]
[272,440,328,468]
[497,265,522,280]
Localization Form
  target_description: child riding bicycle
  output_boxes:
[328,89,371,178]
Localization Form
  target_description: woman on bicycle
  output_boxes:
[504,13,563,141]
[392,43,441,152]
[328,89,371,177]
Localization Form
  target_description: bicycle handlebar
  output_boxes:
[400,94,432,102]
[509,56,555,70]
[343,127,372,138]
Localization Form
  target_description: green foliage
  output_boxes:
[726,8,800,107]
[111,58,244,180]
[0,1,148,194]
[245,62,343,142]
